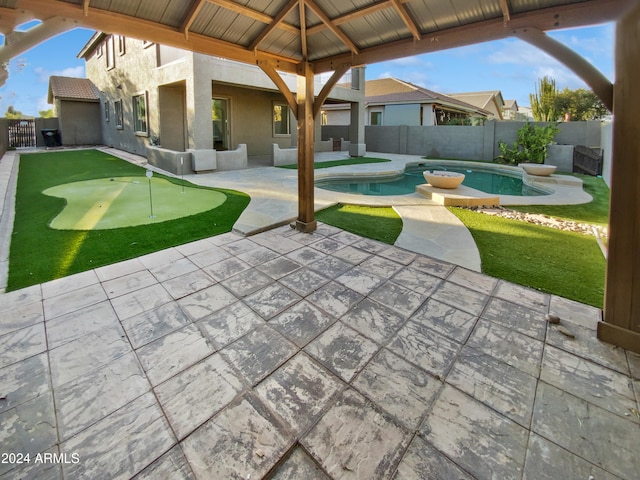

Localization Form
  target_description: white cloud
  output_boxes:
[37,94,51,113]
[388,56,434,69]
[487,41,554,66]
[33,65,84,83]
[486,39,594,90]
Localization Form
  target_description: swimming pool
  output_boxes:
[316,163,550,196]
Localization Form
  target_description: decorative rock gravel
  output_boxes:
[465,206,608,238]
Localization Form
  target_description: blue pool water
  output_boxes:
[316,163,549,196]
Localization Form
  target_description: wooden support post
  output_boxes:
[295,62,317,233]
[598,3,640,353]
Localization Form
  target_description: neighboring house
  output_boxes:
[70,33,364,171]
[47,76,102,145]
[323,78,492,126]
[449,90,505,120]
[517,105,535,121]
[502,99,519,120]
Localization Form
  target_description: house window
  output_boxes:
[114,100,123,129]
[273,103,290,136]
[106,35,115,70]
[117,35,125,56]
[321,111,328,125]
[370,111,382,125]
[96,44,103,58]
[133,93,148,135]
[104,101,110,122]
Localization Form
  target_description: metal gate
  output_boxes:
[8,119,36,148]
[573,145,603,176]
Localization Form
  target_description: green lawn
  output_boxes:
[277,157,391,169]
[449,207,605,307]
[9,149,249,291]
[314,173,608,307]
[511,174,610,225]
[316,204,402,245]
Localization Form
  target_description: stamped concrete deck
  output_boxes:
[2,223,640,480]
[2,148,638,479]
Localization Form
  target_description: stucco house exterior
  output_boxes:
[71,33,365,173]
[47,76,102,146]
[323,77,492,127]
[502,99,519,120]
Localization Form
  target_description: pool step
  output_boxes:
[416,184,500,207]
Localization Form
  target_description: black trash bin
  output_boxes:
[41,129,61,147]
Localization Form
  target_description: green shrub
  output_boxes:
[496,122,560,165]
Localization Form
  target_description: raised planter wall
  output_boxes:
[272,143,297,166]
[147,146,193,174]
[215,144,248,171]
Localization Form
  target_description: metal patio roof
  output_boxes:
[0,0,632,76]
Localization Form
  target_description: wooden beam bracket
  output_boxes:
[257,60,298,118]
[514,27,613,111]
[313,63,350,119]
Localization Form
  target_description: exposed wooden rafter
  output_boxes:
[208,0,298,34]
[499,0,511,22]
[181,0,206,39]
[389,0,421,40]
[306,0,409,36]
[83,0,90,16]
[299,0,307,60]
[304,0,358,54]
[0,15,74,66]
[8,0,631,75]
[13,0,301,72]
[249,0,298,51]
[0,7,31,33]
[314,0,632,73]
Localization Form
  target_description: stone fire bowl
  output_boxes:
[520,163,557,176]
[423,171,465,189]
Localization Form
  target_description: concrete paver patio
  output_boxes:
[1,223,639,480]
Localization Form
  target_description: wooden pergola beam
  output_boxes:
[515,27,613,111]
[389,0,421,41]
[499,0,511,22]
[83,0,90,16]
[249,0,299,51]
[304,0,359,54]
[257,60,298,117]
[299,0,307,60]
[599,2,640,353]
[295,62,316,233]
[181,0,206,39]
[313,0,631,73]
[207,0,299,35]
[306,0,408,36]
[14,0,300,72]
[313,63,351,119]
[0,15,74,67]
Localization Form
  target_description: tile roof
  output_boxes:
[48,76,101,103]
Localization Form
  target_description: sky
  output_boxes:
[0,22,614,117]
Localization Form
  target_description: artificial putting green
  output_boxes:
[8,149,249,291]
[44,177,226,230]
